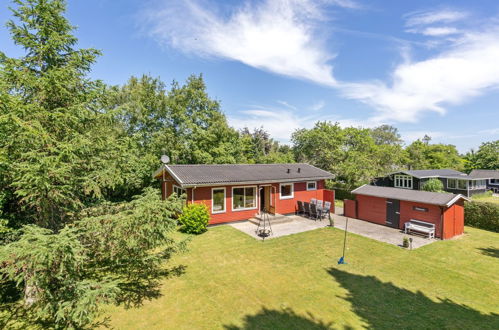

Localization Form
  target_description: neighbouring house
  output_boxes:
[371,169,490,197]
[469,169,499,193]
[153,163,335,224]
[344,185,468,239]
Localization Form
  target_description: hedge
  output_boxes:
[464,201,499,233]
[334,189,355,201]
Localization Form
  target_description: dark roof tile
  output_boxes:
[161,163,333,186]
[352,185,467,206]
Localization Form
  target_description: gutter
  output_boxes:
[177,176,333,188]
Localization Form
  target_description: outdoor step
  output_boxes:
[248,213,294,225]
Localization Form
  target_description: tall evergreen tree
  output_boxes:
[0,0,126,229]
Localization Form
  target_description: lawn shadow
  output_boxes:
[328,268,499,329]
[115,265,186,309]
[223,307,335,330]
[478,247,499,258]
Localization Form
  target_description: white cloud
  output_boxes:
[277,100,297,110]
[329,0,362,9]
[404,9,468,27]
[228,107,380,143]
[310,100,326,111]
[419,27,460,36]
[339,29,499,122]
[144,0,337,86]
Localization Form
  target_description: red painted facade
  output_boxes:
[344,199,357,218]
[356,195,386,225]
[160,177,335,225]
[353,193,464,239]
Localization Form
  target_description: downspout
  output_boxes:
[191,186,196,205]
[162,167,166,200]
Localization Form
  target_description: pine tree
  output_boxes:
[0,0,125,229]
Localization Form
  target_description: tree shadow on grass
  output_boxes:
[478,247,499,258]
[328,268,499,329]
[115,265,186,309]
[223,307,335,330]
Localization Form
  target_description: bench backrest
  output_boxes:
[409,219,435,229]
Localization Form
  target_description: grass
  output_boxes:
[473,196,499,205]
[103,225,499,329]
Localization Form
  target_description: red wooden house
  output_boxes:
[153,163,335,225]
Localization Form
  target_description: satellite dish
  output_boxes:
[160,155,170,164]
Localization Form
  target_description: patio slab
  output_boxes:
[228,212,437,248]
[229,215,330,240]
[332,214,437,249]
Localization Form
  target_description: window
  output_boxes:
[173,185,186,196]
[413,206,428,212]
[447,179,468,190]
[470,180,486,189]
[280,183,294,199]
[212,188,226,213]
[394,175,413,189]
[232,186,257,211]
[306,181,317,191]
[491,179,499,184]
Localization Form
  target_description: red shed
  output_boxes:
[347,185,468,239]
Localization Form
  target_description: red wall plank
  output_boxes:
[356,195,387,225]
[399,201,442,237]
[344,199,357,218]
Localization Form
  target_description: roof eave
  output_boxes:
[179,176,333,188]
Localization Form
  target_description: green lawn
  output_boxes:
[103,225,499,329]
[472,196,499,205]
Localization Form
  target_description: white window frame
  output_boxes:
[211,187,226,214]
[173,185,186,196]
[447,179,468,190]
[306,181,317,191]
[394,175,413,189]
[279,183,294,200]
[231,186,257,211]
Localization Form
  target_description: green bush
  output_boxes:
[179,203,210,234]
[334,189,355,201]
[465,201,499,233]
[422,178,444,192]
[402,237,409,248]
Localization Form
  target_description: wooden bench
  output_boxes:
[404,219,435,239]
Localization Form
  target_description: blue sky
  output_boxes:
[1,0,498,152]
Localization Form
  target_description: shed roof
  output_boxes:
[352,185,468,207]
[469,169,499,179]
[154,163,333,187]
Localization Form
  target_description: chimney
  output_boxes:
[298,168,301,173]
[287,168,290,173]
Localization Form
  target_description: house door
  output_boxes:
[385,199,400,228]
[260,186,275,214]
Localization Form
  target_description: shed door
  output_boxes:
[385,199,400,228]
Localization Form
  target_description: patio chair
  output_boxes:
[321,201,331,220]
[310,198,317,205]
[316,200,323,209]
[310,203,319,221]
[303,202,311,217]
[297,201,305,215]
